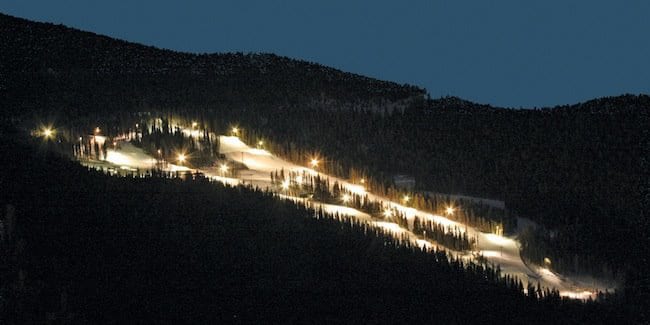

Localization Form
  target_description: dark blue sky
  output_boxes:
[3,1,649,107]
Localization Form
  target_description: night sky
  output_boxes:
[3,0,649,107]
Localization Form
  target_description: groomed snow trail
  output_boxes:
[93,133,615,300]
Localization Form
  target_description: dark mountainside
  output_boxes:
[0,13,424,117]
[1,13,649,323]
[0,126,628,324]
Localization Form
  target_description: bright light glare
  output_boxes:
[258,140,264,146]
[403,195,410,203]
[383,209,393,218]
[177,153,186,163]
[342,194,351,203]
[42,127,54,139]
[295,175,303,184]
[281,179,290,190]
[310,158,319,167]
[95,127,101,134]
[359,178,365,184]
[192,122,198,128]
[232,127,239,135]
[446,206,455,215]
[220,164,229,173]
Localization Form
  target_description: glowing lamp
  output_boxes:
[281,179,290,190]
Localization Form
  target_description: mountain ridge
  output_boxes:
[2,12,648,115]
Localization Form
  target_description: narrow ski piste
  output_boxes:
[89,128,615,300]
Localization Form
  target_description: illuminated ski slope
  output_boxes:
[90,134,614,300]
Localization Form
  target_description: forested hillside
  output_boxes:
[0,13,424,118]
[0,125,630,323]
[1,12,649,322]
